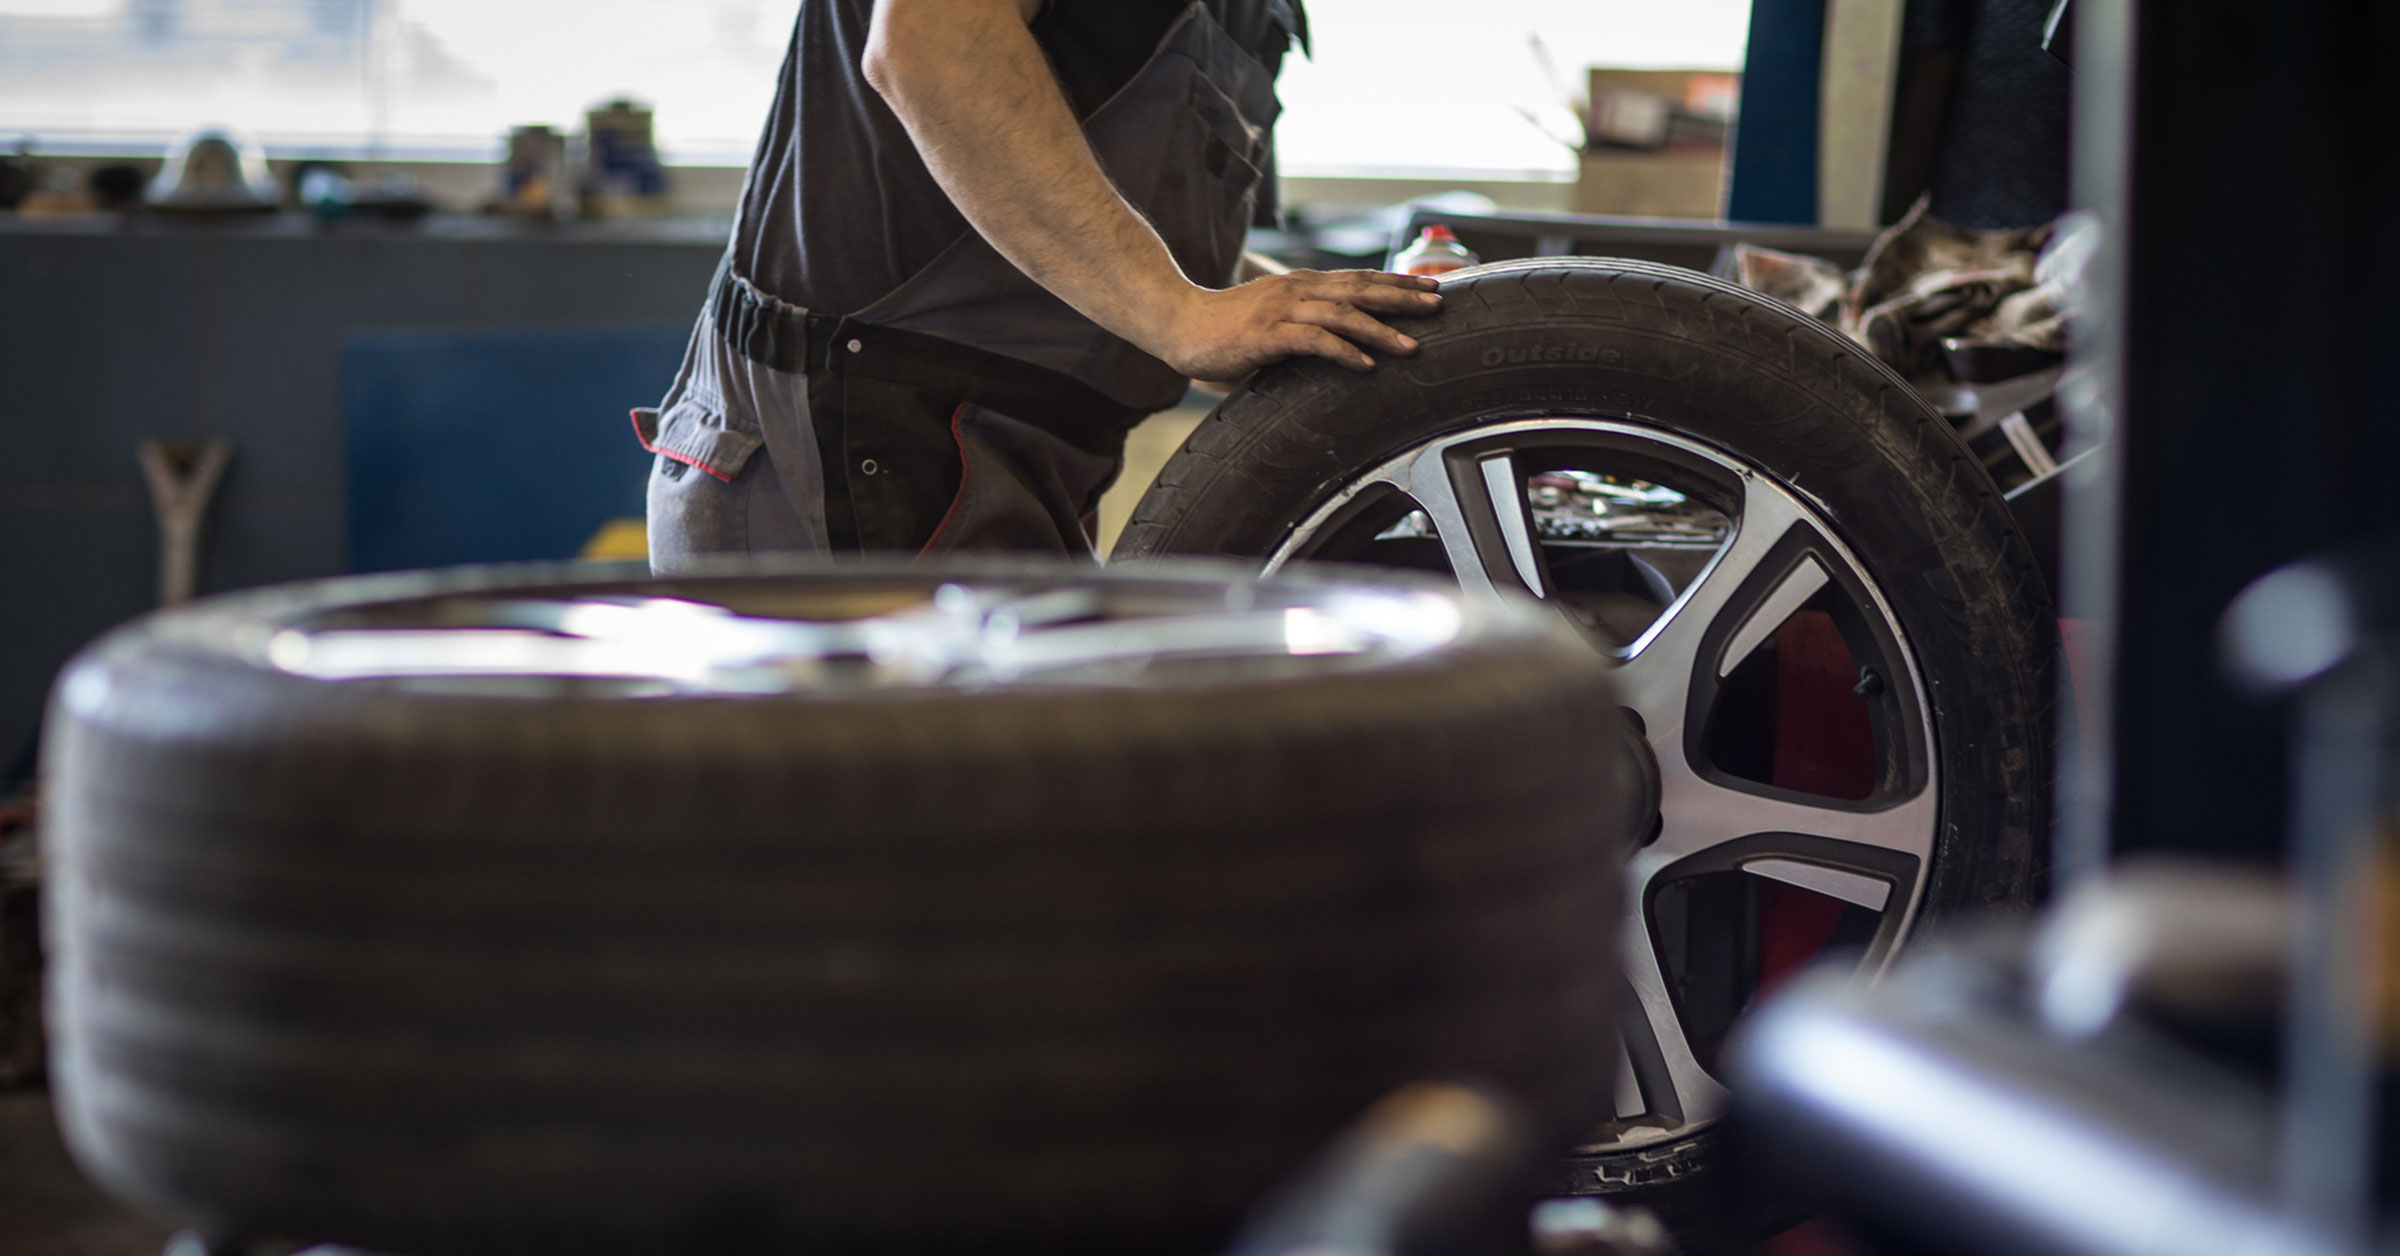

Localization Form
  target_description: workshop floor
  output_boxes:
[1096,408,1206,557]
[2,1088,174,1256]
[5,1079,1862,1256]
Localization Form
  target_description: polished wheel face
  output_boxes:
[1265,417,1939,1155]
[253,575,1468,694]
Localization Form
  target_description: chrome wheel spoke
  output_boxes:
[1742,858,1894,910]
[1611,1035,1647,1119]
[1619,904,1732,1127]
[1649,767,1936,867]
[1615,473,1814,716]
[1406,446,1550,598]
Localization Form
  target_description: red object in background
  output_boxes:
[1769,611,1876,801]
[1755,610,1873,997]
[1742,619,2085,1256]
[1754,614,2092,998]
[1759,1216,1872,1256]
[1394,224,1479,276]
[1748,616,1881,1256]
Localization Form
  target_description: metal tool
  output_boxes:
[137,438,231,607]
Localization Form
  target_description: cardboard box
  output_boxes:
[1576,68,1735,220]
[1572,151,1726,219]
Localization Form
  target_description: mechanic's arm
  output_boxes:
[862,0,1440,382]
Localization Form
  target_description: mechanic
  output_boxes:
[634,0,1443,570]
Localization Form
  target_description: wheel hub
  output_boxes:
[1619,707,1664,848]
[1264,416,1940,1159]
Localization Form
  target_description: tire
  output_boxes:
[1114,258,2053,1236]
[44,558,1644,1256]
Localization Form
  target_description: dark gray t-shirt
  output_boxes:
[730,0,1303,318]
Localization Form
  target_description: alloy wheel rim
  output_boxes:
[252,576,1470,693]
[1265,416,1940,1155]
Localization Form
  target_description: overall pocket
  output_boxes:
[637,392,770,570]
[1149,74,1268,289]
[632,392,763,484]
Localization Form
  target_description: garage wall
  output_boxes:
[0,217,724,784]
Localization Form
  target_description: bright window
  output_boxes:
[0,0,792,160]
[0,0,1749,174]
[1277,0,1750,177]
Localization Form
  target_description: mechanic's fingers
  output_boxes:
[1296,277,1443,314]
[1347,283,1447,315]
[1291,299,1418,356]
[1353,270,1445,296]
[1296,267,1440,289]
[1281,322,1377,371]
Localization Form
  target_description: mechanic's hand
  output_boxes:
[1159,269,1443,383]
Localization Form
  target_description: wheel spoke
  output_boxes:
[1611,1035,1646,1119]
[1742,858,1893,910]
[1716,557,1829,679]
[1406,446,1550,598]
[1614,473,1813,715]
[1650,765,1937,867]
[1619,903,1732,1126]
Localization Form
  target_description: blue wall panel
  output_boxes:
[342,326,686,573]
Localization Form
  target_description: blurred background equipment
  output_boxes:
[1725,558,2400,1255]
[288,159,354,220]
[0,142,38,210]
[1729,0,2070,229]
[491,123,568,219]
[577,98,670,218]
[1574,68,1740,218]
[1729,896,2328,1256]
[145,127,276,213]
[1392,223,1480,275]
[1720,0,2400,1249]
[86,162,146,211]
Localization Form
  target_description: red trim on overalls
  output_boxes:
[916,401,976,555]
[630,409,736,483]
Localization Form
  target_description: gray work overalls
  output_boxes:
[634,3,1288,570]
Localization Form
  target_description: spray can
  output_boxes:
[1393,224,1480,276]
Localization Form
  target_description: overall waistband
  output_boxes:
[709,260,1151,454]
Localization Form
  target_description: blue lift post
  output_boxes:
[1725,0,1828,225]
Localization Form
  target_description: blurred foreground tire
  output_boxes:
[44,559,1641,1256]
